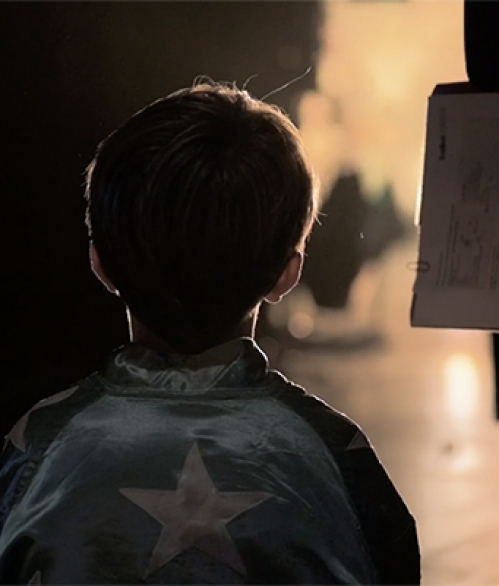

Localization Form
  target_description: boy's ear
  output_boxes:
[89,243,119,295]
[264,252,303,304]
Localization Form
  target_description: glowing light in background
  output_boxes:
[299,0,467,218]
[441,352,483,474]
[443,353,480,420]
[288,311,315,339]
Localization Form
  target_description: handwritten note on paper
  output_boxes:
[412,83,499,330]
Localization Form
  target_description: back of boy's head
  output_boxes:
[85,81,318,354]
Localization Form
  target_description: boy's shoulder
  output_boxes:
[6,386,79,453]
[0,379,102,531]
[268,369,370,454]
[4,379,102,457]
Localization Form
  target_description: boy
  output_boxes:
[0,83,419,584]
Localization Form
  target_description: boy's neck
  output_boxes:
[127,311,257,355]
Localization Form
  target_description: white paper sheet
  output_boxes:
[412,83,499,329]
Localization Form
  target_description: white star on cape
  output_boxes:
[120,443,273,577]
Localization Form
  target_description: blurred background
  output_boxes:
[2,1,498,583]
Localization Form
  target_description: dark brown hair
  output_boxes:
[85,82,317,353]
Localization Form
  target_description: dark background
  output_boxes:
[1,1,320,436]
[464,0,499,418]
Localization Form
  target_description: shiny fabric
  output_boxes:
[0,338,419,584]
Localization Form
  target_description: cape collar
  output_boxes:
[97,337,270,394]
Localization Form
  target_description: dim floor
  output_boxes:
[270,237,499,585]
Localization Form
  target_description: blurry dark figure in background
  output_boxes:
[302,174,364,310]
[257,171,410,351]
[303,172,409,309]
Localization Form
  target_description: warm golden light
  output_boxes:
[447,445,482,474]
[299,0,467,218]
[443,353,480,420]
[288,311,315,339]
